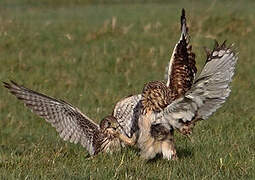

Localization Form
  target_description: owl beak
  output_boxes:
[111,121,118,130]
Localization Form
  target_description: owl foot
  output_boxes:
[179,125,193,135]
[118,133,137,146]
[179,125,194,142]
[107,128,120,138]
[162,141,178,160]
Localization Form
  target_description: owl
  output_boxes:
[139,9,238,160]
[3,9,238,161]
[3,81,138,156]
[113,9,238,160]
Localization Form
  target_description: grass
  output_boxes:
[0,0,255,179]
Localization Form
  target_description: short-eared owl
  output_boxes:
[137,9,197,160]
[139,9,238,160]
[3,9,238,161]
[3,81,136,155]
[117,9,238,160]
[109,9,198,160]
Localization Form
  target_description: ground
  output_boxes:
[0,0,254,179]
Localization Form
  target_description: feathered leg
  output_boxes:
[162,140,177,160]
[140,138,158,160]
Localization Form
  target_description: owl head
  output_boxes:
[100,115,119,131]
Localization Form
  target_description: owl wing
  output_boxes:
[113,94,142,138]
[166,9,197,99]
[158,41,238,130]
[3,81,103,155]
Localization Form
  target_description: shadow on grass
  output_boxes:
[177,147,193,159]
[145,146,193,163]
[82,143,193,163]
[146,154,163,163]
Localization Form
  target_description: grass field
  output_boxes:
[0,0,255,179]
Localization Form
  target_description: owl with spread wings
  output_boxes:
[113,9,238,160]
[3,81,138,156]
[3,9,238,160]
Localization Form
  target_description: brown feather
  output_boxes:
[169,34,197,99]
[141,81,174,114]
[168,8,197,99]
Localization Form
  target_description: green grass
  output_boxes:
[0,0,255,179]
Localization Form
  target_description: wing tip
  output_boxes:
[2,81,10,89]
[180,8,187,33]
[205,40,237,61]
[3,80,16,91]
[213,40,227,50]
[181,8,186,22]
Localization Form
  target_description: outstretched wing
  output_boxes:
[159,41,238,130]
[166,9,197,99]
[3,81,102,155]
[113,94,142,138]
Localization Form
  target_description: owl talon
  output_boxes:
[172,153,178,160]
[119,133,137,146]
[180,125,193,135]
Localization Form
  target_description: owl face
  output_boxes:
[100,115,119,131]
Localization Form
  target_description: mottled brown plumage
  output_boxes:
[2,9,238,161]
[158,39,238,143]
[139,9,237,161]
[169,42,196,98]
[168,9,197,99]
[137,9,198,160]
[141,81,173,114]
[139,80,178,160]
[93,116,121,155]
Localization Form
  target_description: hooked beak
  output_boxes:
[111,123,118,130]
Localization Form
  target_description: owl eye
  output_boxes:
[178,119,184,123]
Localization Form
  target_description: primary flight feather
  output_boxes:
[3,81,136,155]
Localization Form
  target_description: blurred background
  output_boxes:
[0,0,254,179]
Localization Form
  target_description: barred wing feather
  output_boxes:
[160,42,238,129]
[113,94,142,138]
[3,81,101,155]
[166,9,197,99]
